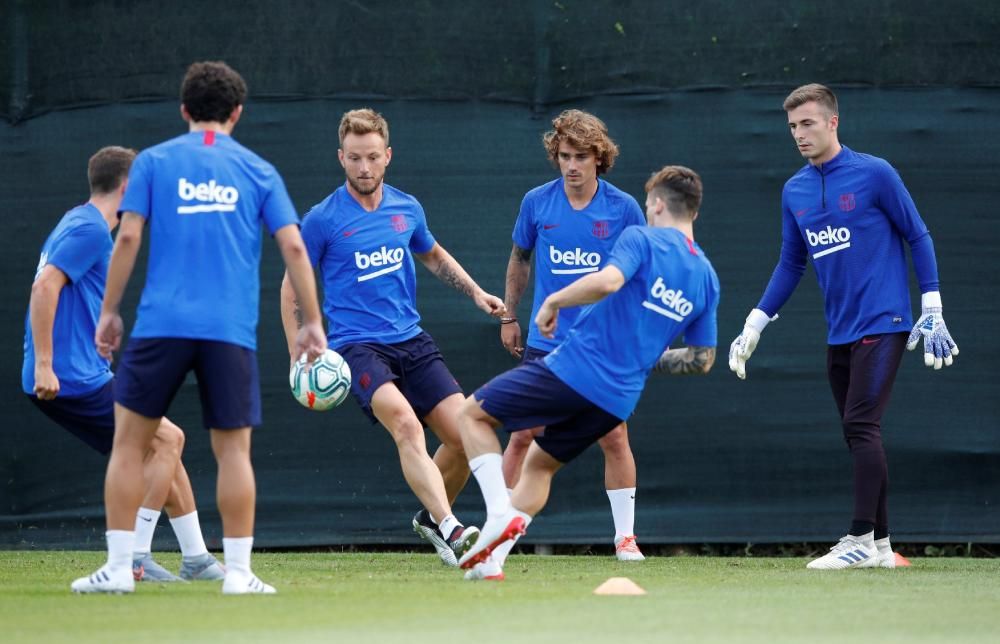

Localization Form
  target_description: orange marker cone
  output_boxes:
[593,577,647,595]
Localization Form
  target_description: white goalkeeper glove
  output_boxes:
[906,291,959,370]
[728,308,775,380]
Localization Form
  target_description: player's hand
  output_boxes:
[501,319,524,359]
[33,362,60,400]
[95,311,124,360]
[474,290,507,318]
[906,291,958,369]
[535,298,559,339]
[294,321,328,366]
[727,308,774,380]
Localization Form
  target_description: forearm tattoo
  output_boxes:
[293,298,303,329]
[505,245,533,311]
[654,346,716,375]
[435,259,476,298]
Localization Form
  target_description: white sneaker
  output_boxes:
[807,535,878,570]
[614,535,646,562]
[71,565,134,594]
[458,509,526,569]
[875,537,896,569]
[222,571,276,595]
[463,556,504,581]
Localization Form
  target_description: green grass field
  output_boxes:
[2,551,998,644]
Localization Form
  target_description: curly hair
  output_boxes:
[644,165,703,219]
[542,110,619,175]
[180,61,247,124]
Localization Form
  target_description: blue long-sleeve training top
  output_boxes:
[757,145,939,345]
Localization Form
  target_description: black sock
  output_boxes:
[849,520,874,537]
[874,526,889,541]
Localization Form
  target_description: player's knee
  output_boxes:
[597,423,629,452]
[842,420,882,447]
[387,415,424,449]
[154,421,185,457]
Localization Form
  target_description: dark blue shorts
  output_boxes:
[339,331,463,424]
[115,338,261,430]
[474,360,623,463]
[27,381,115,454]
[522,345,550,363]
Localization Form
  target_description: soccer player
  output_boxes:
[25,146,223,584]
[727,84,959,570]
[458,166,719,580]
[499,109,647,560]
[72,61,327,594]
[279,108,506,566]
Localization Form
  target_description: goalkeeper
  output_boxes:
[728,84,958,570]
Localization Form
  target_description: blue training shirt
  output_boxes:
[301,183,436,349]
[545,226,720,420]
[120,131,299,350]
[757,145,939,344]
[513,177,645,352]
[22,204,114,396]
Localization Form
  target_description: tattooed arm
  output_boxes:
[500,244,533,357]
[280,271,306,363]
[415,243,506,318]
[653,345,716,375]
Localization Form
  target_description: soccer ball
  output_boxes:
[289,349,352,411]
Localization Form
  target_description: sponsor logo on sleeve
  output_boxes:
[805,226,851,259]
[549,246,601,274]
[354,246,405,282]
[642,277,694,322]
[177,178,239,214]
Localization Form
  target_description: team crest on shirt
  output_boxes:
[592,220,610,239]
[390,215,408,232]
[838,193,856,212]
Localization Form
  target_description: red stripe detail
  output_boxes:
[203,130,216,146]
[686,237,698,256]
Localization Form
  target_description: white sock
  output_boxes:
[875,536,892,554]
[607,487,636,538]
[170,511,209,558]
[469,453,510,517]
[132,507,160,556]
[106,530,135,572]
[492,509,533,566]
[223,536,253,575]
[506,488,514,497]
[854,530,875,548]
[437,514,461,541]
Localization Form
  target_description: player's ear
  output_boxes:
[828,114,839,131]
[180,104,190,123]
[384,146,392,166]
[337,148,346,168]
[229,105,244,127]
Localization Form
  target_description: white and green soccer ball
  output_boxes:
[289,349,352,411]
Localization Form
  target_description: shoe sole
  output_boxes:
[459,517,526,570]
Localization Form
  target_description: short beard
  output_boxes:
[347,174,382,196]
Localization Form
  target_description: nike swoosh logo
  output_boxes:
[795,209,808,217]
[343,229,359,237]
[862,337,881,345]
[543,224,559,230]
[139,516,153,522]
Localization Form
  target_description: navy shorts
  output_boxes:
[474,360,623,463]
[339,331,463,424]
[522,345,550,363]
[27,381,115,454]
[115,338,261,430]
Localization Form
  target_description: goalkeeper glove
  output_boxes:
[728,308,775,380]
[906,291,959,369]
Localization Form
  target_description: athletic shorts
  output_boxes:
[474,360,623,463]
[27,380,115,454]
[338,331,463,424]
[522,345,550,363]
[115,338,261,429]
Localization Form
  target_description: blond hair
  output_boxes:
[338,108,389,146]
